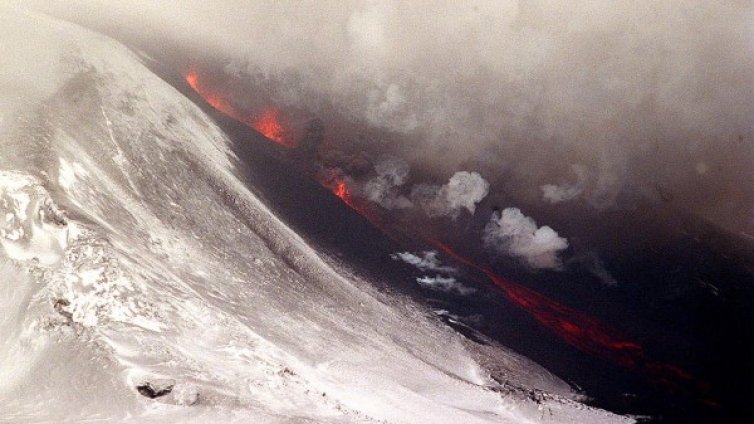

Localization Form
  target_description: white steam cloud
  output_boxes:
[416,275,476,296]
[360,165,490,219]
[483,207,568,270]
[411,171,489,219]
[392,251,474,295]
[575,252,619,287]
[391,251,458,275]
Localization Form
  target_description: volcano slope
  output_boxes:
[0,8,632,424]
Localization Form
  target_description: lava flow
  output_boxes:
[184,69,293,147]
[321,176,697,392]
[320,175,702,394]
[183,68,706,399]
[316,168,387,229]
[429,240,710,396]
[334,180,350,203]
[185,70,243,120]
[253,108,287,145]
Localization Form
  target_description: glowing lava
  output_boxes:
[252,108,289,146]
[334,180,350,203]
[322,176,708,400]
[316,168,392,231]
[320,179,665,378]
[318,175,668,382]
[185,70,240,118]
[184,70,293,147]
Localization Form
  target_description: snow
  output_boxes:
[0,7,633,424]
[0,172,69,265]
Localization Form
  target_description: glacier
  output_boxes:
[0,8,632,423]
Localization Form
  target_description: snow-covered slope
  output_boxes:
[0,8,632,423]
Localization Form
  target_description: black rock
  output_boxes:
[136,382,174,399]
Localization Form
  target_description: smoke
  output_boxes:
[359,165,489,218]
[392,251,474,295]
[19,0,754,233]
[411,171,489,219]
[483,207,569,270]
[541,164,588,204]
[362,156,412,209]
[570,252,619,287]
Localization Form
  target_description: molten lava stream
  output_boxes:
[184,70,293,147]
[319,173,389,232]
[316,156,702,397]
[252,108,289,146]
[429,240,710,397]
[320,181,697,394]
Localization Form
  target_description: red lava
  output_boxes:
[431,239,707,396]
[184,70,293,147]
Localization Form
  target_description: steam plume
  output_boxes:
[411,171,489,219]
[391,251,458,274]
[483,207,568,270]
[362,156,413,209]
[416,275,476,296]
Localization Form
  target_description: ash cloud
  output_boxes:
[22,0,754,233]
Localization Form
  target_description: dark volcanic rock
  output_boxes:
[136,381,174,399]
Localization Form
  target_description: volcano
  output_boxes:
[0,8,635,424]
[178,65,754,423]
[1,4,753,424]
